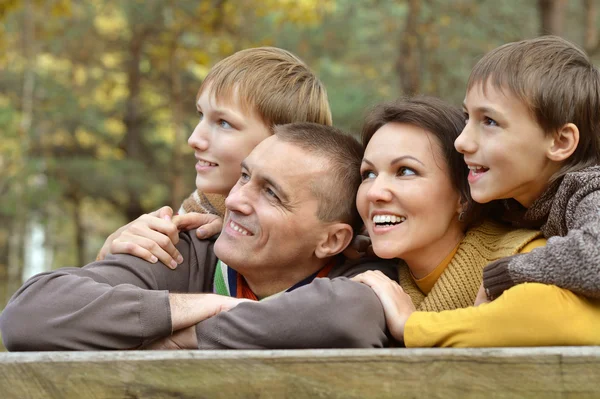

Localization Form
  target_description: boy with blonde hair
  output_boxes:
[97,47,332,268]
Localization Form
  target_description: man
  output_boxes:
[0,123,396,350]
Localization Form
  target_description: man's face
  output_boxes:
[188,86,272,196]
[214,136,331,279]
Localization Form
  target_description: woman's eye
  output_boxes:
[484,117,498,127]
[361,170,377,181]
[219,120,232,129]
[398,167,416,177]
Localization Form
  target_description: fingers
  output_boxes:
[474,283,490,306]
[110,214,183,268]
[149,206,174,220]
[172,212,223,238]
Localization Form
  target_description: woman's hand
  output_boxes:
[474,282,491,306]
[352,270,416,342]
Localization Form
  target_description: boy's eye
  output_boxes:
[219,120,233,129]
[483,117,498,127]
[361,170,377,181]
[398,167,416,177]
[197,110,204,120]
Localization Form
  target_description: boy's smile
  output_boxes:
[456,81,560,207]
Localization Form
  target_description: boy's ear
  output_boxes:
[547,123,579,162]
[315,223,354,259]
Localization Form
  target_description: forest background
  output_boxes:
[0,0,596,335]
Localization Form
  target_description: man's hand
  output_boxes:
[143,326,198,350]
[172,212,223,240]
[474,282,491,306]
[169,293,251,331]
[96,206,182,269]
[352,270,415,342]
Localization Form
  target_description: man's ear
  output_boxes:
[315,223,354,259]
[548,123,579,162]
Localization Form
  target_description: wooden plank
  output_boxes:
[0,347,599,399]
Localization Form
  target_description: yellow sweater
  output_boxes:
[399,220,543,312]
[404,222,600,347]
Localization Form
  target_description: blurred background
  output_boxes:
[0,0,597,331]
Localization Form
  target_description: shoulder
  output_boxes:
[330,256,399,280]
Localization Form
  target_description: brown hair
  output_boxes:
[362,96,484,227]
[198,47,332,128]
[275,122,363,230]
[468,35,600,179]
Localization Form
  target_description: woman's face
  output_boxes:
[357,122,464,271]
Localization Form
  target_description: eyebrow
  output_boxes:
[241,161,290,203]
[196,103,244,124]
[462,102,498,115]
[362,155,425,167]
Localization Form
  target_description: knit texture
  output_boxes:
[399,220,542,312]
[179,189,227,217]
[483,165,600,299]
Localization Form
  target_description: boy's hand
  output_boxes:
[474,283,491,306]
[352,270,416,342]
[97,206,183,269]
[343,227,374,260]
[172,212,224,240]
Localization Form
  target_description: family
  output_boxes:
[1,36,600,350]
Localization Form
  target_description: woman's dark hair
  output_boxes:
[361,96,486,227]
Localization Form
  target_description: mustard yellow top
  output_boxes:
[404,238,600,347]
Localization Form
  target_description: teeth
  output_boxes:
[229,221,250,236]
[197,160,217,167]
[468,165,488,175]
[372,215,406,224]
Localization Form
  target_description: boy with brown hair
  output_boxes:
[354,36,600,347]
[97,47,332,268]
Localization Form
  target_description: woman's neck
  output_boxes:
[403,228,464,280]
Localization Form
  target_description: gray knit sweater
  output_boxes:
[483,165,600,299]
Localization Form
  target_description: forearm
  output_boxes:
[169,293,241,331]
[405,283,600,347]
[0,269,171,350]
[196,278,389,349]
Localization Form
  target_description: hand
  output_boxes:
[352,270,415,342]
[343,229,374,260]
[169,293,252,331]
[474,282,491,306]
[143,325,198,350]
[97,206,183,269]
[172,212,223,239]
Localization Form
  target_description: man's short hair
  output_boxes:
[274,122,363,230]
[468,35,600,178]
[199,47,332,128]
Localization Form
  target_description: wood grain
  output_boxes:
[0,347,599,399]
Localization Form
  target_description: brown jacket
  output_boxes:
[0,231,396,351]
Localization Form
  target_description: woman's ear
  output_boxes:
[315,223,354,259]
[548,123,579,162]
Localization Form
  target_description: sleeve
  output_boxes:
[404,283,600,347]
[0,233,199,351]
[195,258,398,349]
[484,191,600,299]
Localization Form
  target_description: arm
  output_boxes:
[195,257,398,349]
[404,283,600,347]
[484,190,600,299]
[0,233,218,351]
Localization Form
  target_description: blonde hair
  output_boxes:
[198,47,332,128]
[468,36,600,179]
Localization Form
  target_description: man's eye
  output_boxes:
[265,188,280,201]
[240,172,250,182]
[484,117,498,127]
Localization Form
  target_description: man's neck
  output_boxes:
[241,258,330,300]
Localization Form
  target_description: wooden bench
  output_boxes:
[0,347,599,398]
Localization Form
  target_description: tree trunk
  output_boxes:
[584,0,599,54]
[538,0,567,36]
[123,32,147,222]
[169,41,188,211]
[397,0,422,95]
